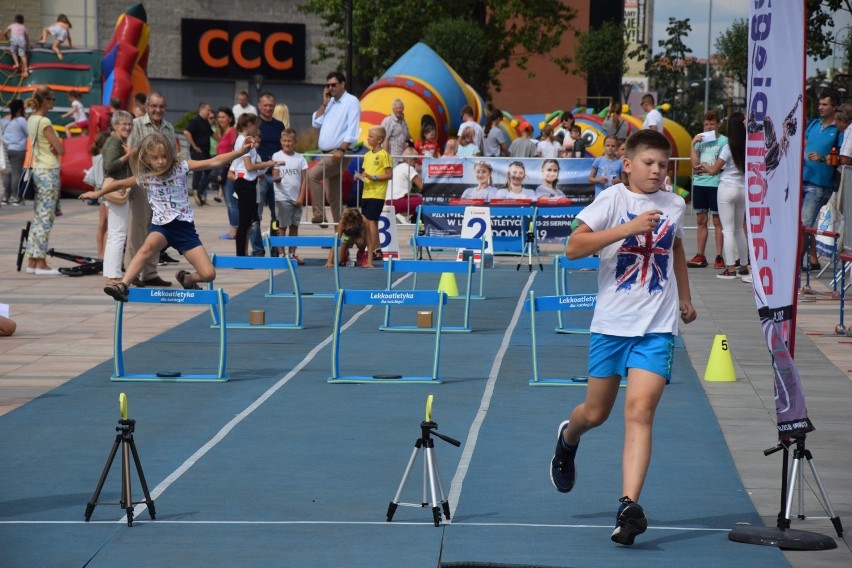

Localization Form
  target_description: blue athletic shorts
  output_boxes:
[588,332,675,383]
[150,219,203,254]
[691,184,719,214]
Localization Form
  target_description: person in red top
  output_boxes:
[414,124,440,162]
[213,107,238,239]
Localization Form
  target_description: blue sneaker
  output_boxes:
[611,496,648,545]
[550,420,578,493]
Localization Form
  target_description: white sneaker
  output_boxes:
[395,213,407,224]
[741,275,753,284]
[33,267,61,275]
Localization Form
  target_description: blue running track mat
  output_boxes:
[0,266,788,567]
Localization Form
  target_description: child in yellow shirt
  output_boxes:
[354,126,392,265]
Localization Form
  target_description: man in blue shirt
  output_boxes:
[249,92,285,255]
[801,93,839,270]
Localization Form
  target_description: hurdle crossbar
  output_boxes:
[524,290,623,387]
[112,287,229,382]
[411,235,486,299]
[554,255,599,334]
[381,258,474,333]
[263,235,340,298]
[329,290,447,384]
[208,254,303,329]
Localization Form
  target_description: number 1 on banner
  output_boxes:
[379,205,400,260]
[458,206,493,263]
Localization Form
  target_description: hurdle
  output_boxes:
[411,235,486,299]
[487,204,535,256]
[263,235,340,298]
[525,290,624,387]
[112,288,229,382]
[329,290,447,384]
[381,258,474,333]
[207,254,303,329]
[553,255,599,334]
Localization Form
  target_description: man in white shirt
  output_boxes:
[839,104,852,165]
[641,94,663,132]
[457,105,484,155]
[307,71,361,224]
[232,90,257,122]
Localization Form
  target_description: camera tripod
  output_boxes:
[387,418,460,527]
[516,218,543,272]
[17,221,103,275]
[84,417,156,527]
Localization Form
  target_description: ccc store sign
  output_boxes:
[181,19,306,80]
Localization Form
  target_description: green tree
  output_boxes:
[715,19,748,89]
[298,0,576,97]
[422,18,491,96]
[642,17,693,106]
[572,21,628,98]
[806,0,852,60]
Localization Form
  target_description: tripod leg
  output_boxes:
[797,451,806,519]
[388,443,421,522]
[424,446,441,527]
[421,449,429,507]
[128,438,156,520]
[804,454,844,537]
[784,456,802,523]
[85,435,122,521]
[430,449,451,521]
[121,439,134,526]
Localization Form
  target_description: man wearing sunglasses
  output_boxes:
[307,71,361,224]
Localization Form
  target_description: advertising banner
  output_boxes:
[747,0,813,437]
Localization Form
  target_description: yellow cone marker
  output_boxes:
[119,392,128,420]
[437,273,459,297]
[704,334,736,382]
[425,394,433,422]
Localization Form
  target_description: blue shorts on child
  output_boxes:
[588,332,675,383]
[150,219,203,254]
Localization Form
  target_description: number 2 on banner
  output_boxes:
[458,206,493,262]
[379,205,400,259]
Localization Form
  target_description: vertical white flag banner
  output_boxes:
[747,0,813,437]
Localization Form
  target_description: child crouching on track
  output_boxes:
[325,208,371,268]
[78,131,256,301]
[549,129,696,546]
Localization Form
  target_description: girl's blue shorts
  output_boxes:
[588,332,675,383]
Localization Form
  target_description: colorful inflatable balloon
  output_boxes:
[101,3,151,109]
[359,43,484,146]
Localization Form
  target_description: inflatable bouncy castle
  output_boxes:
[0,4,150,193]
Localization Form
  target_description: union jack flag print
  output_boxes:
[614,213,675,294]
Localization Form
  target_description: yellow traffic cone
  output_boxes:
[437,272,459,297]
[704,334,736,382]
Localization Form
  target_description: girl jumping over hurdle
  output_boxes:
[78,131,256,301]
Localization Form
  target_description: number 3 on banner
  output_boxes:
[379,205,400,259]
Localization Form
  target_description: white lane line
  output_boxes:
[446,272,537,520]
[0,519,731,532]
[128,275,412,522]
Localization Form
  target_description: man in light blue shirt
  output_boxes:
[308,71,361,224]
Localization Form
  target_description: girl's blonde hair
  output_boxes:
[57,14,71,26]
[134,132,177,176]
[273,103,290,128]
[25,85,53,112]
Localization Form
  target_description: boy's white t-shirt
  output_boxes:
[717,145,744,188]
[231,134,261,181]
[576,183,686,337]
[271,150,307,202]
[388,162,419,200]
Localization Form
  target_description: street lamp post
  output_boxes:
[704,0,713,116]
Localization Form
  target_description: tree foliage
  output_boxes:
[806,0,852,60]
[714,19,748,89]
[572,22,628,98]
[298,0,576,97]
[422,18,491,97]
[638,17,694,105]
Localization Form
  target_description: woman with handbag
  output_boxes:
[1,99,28,205]
[100,110,134,285]
[24,86,64,275]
